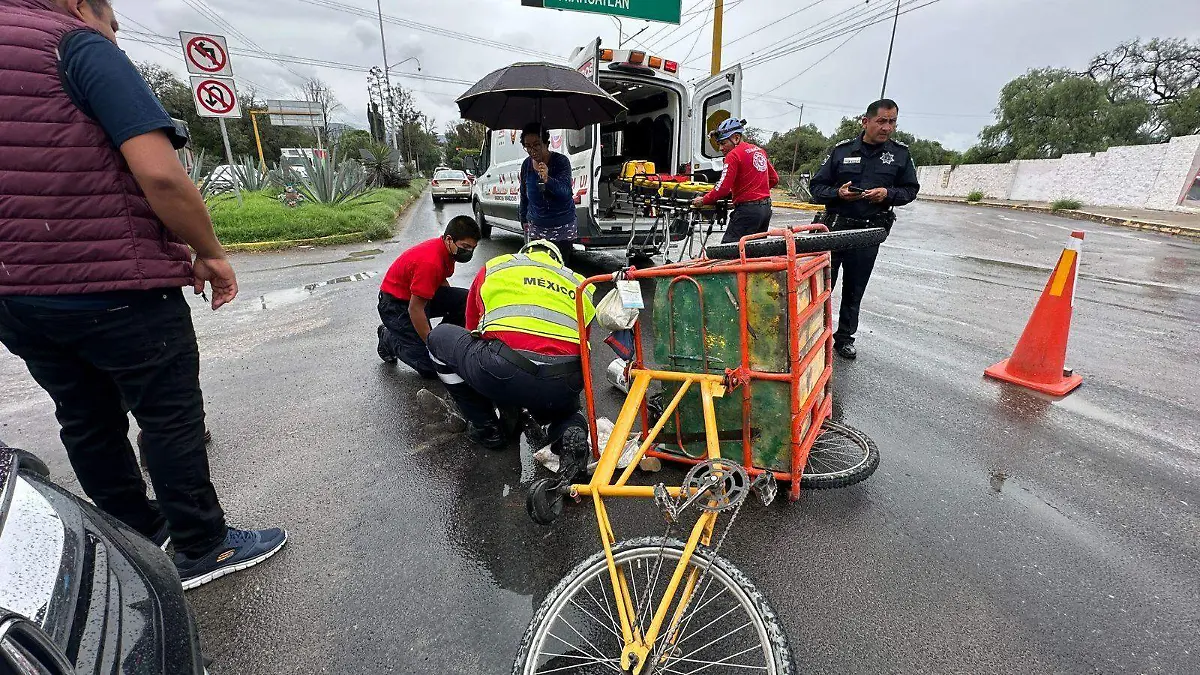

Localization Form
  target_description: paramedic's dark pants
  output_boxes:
[378,287,467,378]
[830,244,880,347]
[426,325,586,456]
[721,202,773,244]
[0,289,226,558]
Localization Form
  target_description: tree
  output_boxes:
[764,124,828,175]
[1082,38,1200,137]
[336,129,376,161]
[444,121,487,169]
[299,77,343,139]
[967,68,1151,163]
[134,61,317,166]
[1160,87,1200,137]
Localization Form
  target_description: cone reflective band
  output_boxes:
[984,231,1085,396]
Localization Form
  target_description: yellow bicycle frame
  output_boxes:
[571,368,729,674]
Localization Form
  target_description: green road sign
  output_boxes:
[522,0,682,25]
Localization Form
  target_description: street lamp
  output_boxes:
[786,101,805,175]
[388,56,422,73]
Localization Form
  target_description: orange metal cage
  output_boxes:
[576,225,836,501]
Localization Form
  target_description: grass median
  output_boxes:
[209,181,427,247]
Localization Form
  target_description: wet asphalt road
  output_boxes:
[2,195,1198,674]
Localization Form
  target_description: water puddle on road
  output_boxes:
[257,271,378,310]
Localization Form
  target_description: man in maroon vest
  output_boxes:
[0,0,285,590]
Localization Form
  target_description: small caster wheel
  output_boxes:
[527,478,566,526]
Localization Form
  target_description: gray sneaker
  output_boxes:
[416,389,467,433]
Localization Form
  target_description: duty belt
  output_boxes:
[735,197,772,207]
[491,340,581,377]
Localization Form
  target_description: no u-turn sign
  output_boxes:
[190,76,241,118]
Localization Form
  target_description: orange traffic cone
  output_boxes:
[985,231,1085,396]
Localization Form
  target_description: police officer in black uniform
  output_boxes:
[810,98,920,359]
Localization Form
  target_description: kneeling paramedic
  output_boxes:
[427,240,597,482]
[377,215,480,377]
[692,118,779,244]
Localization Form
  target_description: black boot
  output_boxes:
[835,342,857,360]
[554,426,590,483]
[467,423,507,451]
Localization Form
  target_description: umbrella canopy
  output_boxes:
[456,62,626,131]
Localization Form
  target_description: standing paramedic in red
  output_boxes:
[377,215,480,378]
[692,118,780,244]
[0,0,284,590]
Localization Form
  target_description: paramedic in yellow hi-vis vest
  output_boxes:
[426,240,597,478]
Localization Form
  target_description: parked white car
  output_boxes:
[431,169,472,203]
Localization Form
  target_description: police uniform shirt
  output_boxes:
[810,135,921,221]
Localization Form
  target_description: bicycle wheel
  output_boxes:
[513,537,795,675]
[800,420,880,489]
[705,227,887,260]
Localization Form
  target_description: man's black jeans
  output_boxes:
[0,289,226,558]
[377,287,467,378]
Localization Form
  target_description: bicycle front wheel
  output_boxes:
[513,537,795,675]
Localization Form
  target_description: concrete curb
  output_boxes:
[920,196,1200,239]
[223,183,429,253]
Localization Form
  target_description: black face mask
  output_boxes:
[451,245,474,263]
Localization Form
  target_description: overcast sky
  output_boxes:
[114,0,1200,150]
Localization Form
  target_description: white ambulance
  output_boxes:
[466,38,742,251]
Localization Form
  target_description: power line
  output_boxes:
[742,0,943,71]
[178,0,309,83]
[290,0,559,61]
[685,0,840,66]
[638,0,708,47]
[754,25,867,94]
[680,3,714,64]
[121,31,476,87]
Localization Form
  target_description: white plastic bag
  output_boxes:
[596,288,639,331]
[533,417,638,474]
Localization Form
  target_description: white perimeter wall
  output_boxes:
[916,135,1200,212]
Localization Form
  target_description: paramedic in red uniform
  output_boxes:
[692,118,779,244]
[376,215,480,378]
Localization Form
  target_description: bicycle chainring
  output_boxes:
[681,459,750,513]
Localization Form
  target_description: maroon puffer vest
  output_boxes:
[0,0,192,296]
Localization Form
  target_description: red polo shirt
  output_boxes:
[465,267,581,356]
[702,142,779,206]
[381,237,453,301]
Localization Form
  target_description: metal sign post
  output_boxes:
[181,32,244,206]
[217,118,242,206]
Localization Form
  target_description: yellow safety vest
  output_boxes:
[479,251,596,344]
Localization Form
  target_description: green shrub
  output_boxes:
[230,156,271,192]
[1050,198,1082,211]
[966,190,984,202]
[359,143,411,189]
[209,185,424,244]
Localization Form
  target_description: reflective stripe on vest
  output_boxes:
[479,252,595,343]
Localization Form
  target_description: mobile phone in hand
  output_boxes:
[846,185,865,194]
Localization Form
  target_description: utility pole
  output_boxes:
[880,0,900,98]
[710,0,724,76]
[376,0,397,150]
[787,101,805,175]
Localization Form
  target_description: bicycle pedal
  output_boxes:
[653,483,678,523]
[752,472,778,507]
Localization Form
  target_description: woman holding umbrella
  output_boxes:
[519,123,576,266]
[456,61,626,268]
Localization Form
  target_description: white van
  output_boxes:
[467,38,742,251]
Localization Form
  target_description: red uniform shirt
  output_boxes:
[702,142,779,206]
[465,267,580,356]
[380,237,453,301]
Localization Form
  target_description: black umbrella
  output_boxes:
[456,62,626,131]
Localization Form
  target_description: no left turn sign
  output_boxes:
[190,76,241,118]
[179,31,232,77]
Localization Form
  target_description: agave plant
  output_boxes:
[359,143,410,189]
[297,150,372,205]
[229,156,271,192]
[267,162,304,188]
